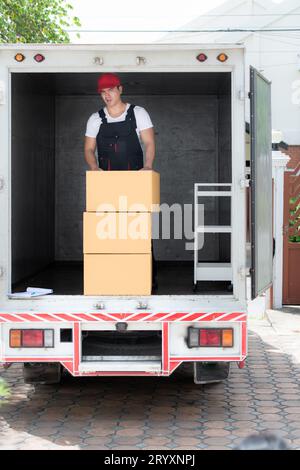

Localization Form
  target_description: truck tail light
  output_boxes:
[188,327,234,348]
[22,330,44,347]
[222,329,233,347]
[199,328,221,347]
[10,330,22,348]
[10,329,54,348]
[44,330,54,347]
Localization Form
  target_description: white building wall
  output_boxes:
[158,0,300,144]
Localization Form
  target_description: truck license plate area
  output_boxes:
[81,330,162,362]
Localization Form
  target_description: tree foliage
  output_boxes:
[0,377,10,404]
[0,0,81,43]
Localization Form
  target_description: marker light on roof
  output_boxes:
[15,53,25,62]
[217,53,228,62]
[196,53,207,62]
[34,54,45,63]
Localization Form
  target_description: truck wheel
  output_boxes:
[193,362,230,384]
[23,363,62,385]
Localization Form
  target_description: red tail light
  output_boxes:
[22,330,44,347]
[199,328,221,347]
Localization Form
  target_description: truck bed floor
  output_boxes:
[12,261,231,296]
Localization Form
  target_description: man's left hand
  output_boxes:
[140,166,152,171]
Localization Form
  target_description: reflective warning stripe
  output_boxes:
[0,312,247,323]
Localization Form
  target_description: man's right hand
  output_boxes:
[84,137,100,170]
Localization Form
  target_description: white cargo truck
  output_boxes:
[0,44,273,384]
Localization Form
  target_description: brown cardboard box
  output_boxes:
[86,170,160,212]
[83,212,151,254]
[84,254,152,295]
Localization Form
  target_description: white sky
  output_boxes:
[68,0,287,43]
[68,0,229,43]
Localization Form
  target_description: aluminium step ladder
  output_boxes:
[194,183,233,290]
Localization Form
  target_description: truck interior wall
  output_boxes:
[55,90,231,263]
[11,72,231,293]
[11,75,55,284]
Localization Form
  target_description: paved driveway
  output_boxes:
[1,313,300,450]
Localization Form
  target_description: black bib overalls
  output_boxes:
[95,104,157,288]
[96,104,144,171]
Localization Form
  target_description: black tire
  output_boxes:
[23,363,62,385]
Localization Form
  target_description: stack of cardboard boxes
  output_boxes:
[83,170,160,295]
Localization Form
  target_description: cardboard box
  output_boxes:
[86,170,160,212]
[84,254,152,295]
[83,212,151,254]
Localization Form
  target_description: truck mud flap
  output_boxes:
[23,363,62,385]
[193,362,230,384]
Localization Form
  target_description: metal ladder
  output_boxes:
[194,183,232,289]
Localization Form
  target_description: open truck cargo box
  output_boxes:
[11,69,234,297]
[0,44,272,381]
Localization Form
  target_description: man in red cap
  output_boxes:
[84,73,155,171]
[84,73,158,288]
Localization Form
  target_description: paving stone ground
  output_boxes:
[1,308,300,450]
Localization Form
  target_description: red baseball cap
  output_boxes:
[97,73,121,92]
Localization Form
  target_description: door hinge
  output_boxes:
[239,267,250,278]
[240,178,250,189]
[238,90,245,100]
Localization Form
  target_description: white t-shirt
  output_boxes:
[85,103,153,140]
